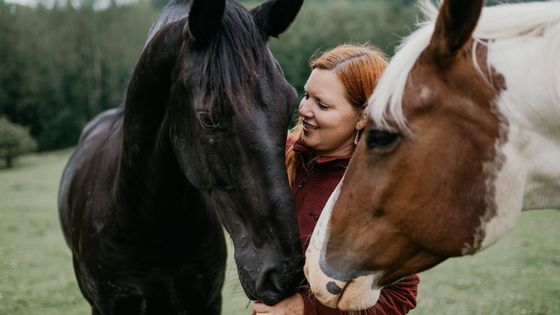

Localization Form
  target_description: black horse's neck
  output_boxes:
[116,20,186,220]
[111,21,226,268]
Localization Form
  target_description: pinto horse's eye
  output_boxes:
[197,112,220,129]
[366,129,401,153]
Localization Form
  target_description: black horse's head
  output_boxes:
[167,0,303,305]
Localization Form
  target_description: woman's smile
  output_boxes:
[303,121,320,131]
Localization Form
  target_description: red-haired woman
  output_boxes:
[253,44,420,315]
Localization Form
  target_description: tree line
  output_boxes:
[0,0,529,152]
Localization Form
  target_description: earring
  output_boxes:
[354,129,361,145]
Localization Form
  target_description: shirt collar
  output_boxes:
[293,139,351,166]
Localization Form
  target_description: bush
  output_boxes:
[0,116,37,168]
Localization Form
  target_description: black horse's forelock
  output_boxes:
[148,0,274,115]
[187,1,273,115]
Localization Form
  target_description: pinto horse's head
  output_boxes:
[167,0,303,305]
[304,0,553,310]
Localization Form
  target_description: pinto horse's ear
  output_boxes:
[187,0,226,44]
[428,0,484,67]
[251,0,303,38]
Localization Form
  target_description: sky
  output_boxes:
[5,0,40,5]
[4,0,138,9]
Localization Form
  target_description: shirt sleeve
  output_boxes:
[299,274,420,315]
[364,275,420,315]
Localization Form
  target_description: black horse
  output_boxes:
[58,0,303,313]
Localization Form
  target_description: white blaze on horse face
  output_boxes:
[476,33,560,250]
[305,181,382,310]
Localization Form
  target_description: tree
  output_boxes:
[0,116,37,168]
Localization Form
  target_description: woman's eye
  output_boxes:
[197,112,220,129]
[318,102,329,109]
[366,129,401,152]
[303,92,310,100]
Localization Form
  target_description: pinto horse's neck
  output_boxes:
[480,26,560,249]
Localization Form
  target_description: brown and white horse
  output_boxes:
[305,0,560,310]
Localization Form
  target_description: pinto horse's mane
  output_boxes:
[368,0,560,133]
[144,0,272,115]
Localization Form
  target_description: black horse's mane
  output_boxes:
[145,0,190,44]
[146,0,273,115]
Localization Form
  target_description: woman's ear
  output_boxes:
[355,111,368,130]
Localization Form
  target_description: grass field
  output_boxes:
[0,150,558,315]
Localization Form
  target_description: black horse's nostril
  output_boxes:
[255,268,284,304]
[237,251,303,305]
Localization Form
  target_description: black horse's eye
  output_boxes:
[366,129,401,152]
[197,112,220,129]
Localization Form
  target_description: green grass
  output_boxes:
[410,210,560,315]
[0,151,559,314]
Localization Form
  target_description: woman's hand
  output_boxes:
[253,293,304,315]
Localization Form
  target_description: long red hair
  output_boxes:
[286,44,388,186]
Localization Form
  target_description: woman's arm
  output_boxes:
[252,293,305,315]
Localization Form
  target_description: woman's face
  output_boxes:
[299,68,366,157]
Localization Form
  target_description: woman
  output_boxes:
[253,44,420,315]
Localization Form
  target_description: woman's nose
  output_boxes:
[299,99,313,118]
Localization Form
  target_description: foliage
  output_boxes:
[0,0,534,151]
[0,0,158,150]
[0,0,420,151]
[0,116,37,168]
[269,1,419,93]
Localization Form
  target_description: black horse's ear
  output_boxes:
[251,0,303,39]
[187,0,226,44]
[428,0,484,67]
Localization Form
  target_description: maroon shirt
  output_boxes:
[292,140,419,315]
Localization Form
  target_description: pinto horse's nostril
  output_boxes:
[326,281,342,295]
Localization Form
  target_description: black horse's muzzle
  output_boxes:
[235,247,304,305]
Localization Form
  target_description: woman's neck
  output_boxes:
[315,142,355,158]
